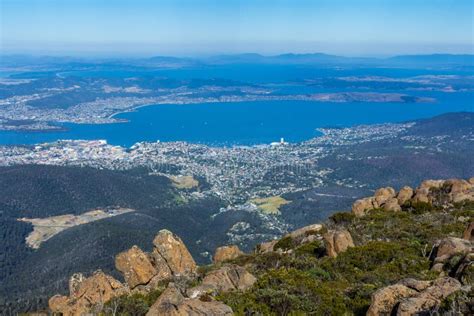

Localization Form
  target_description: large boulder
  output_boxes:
[412,189,430,204]
[397,277,462,315]
[213,245,243,263]
[374,187,396,205]
[152,229,197,276]
[146,283,233,316]
[177,299,233,316]
[367,279,431,315]
[433,237,472,264]
[115,245,157,289]
[367,284,418,316]
[352,197,376,217]
[187,264,256,299]
[323,229,354,258]
[413,179,445,204]
[445,179,474,203]
[383,197,402,212]
[420,179,446,190]
[446,179,471,193]
[368,278,461,316]
[49,270,128,316]
[288,223,323,239]
[146,283,184,315]
[397,186,414,205]
[48,295,69,315]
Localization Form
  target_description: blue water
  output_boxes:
[1,64,473,147]
[1,92,472,147]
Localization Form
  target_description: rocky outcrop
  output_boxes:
[367,277,462,316]
[323,229,354,258]
[434,237,472,263]
[431,237,473,276]
[115,245,157,288]
[454,252,474,285]
[68,273,85,297]
[256,223,324,253]
[152,229,197,275]
[49,229,200,315]
[383,197,402,212]
[187,264,256,299]
[288,223,323,239]
[446,179,474,203]
[146,283,233,316]
[397,186,414,205]
[397,277,462,315]
[213,245,243,263]
[351,197,377,217]
[352,178,474,217]
[366,279,430,316]
[49,270,128,316]
[374,187,396,205]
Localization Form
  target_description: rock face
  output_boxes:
[433,237,472,263]
[146,283,233,316]
[187,264,256,299]
[367,277,461,316]
[323,229,354,258]
[352,178,474,217]
[68,273,85,297]
[49,229,199,315]
[463,222,474,241]
[351,197,376,217]
[49,270,128,316]
[397,186,414,205]
[153,229,197,275]
[367,283,420,316]
[288,223,323,239]
[397,277,462,315]
[374,187,396,205]
[213,245,243,263]
[454,252,474,285]
[115,246,157,288]
[383,197,402,212]
[446,179,473,203]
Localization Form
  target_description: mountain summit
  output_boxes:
[47,177,473,315]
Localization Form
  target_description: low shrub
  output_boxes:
[274,236,296,251]
[330,211,356,225]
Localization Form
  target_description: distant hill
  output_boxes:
[4,52,473,69]
[388,53,474,66]
[203,52,474,67]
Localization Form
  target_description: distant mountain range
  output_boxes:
[2,53,473,68]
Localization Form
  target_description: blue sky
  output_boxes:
[1,0,473,56]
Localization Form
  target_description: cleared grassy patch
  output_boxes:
[251,196,291,215]
[169,175,199,189]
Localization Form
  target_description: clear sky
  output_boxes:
[1,0,473,57]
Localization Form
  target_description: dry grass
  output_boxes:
[251,196,291,214]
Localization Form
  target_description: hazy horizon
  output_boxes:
[2,50,474,60]
[1,0,473,57]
